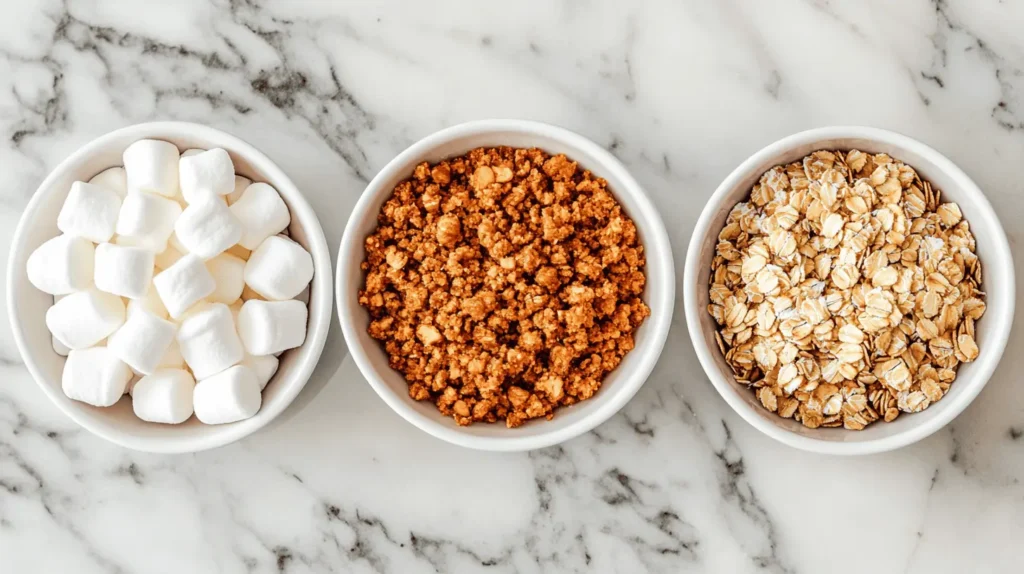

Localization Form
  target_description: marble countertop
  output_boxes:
[1,1,1022,572]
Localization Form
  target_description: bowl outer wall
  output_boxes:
[683,126,1015,455]
[337,119,675,452]
[7,122,333,453]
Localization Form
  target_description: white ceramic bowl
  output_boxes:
[7,122,333,453]
[338,120,674,451]
[684,126,1015,455]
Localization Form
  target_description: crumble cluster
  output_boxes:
[360,147,649,427]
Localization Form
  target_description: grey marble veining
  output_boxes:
[1,0,1023,572]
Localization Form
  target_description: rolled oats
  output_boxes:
[708,150,985,430]
[360,147,649,428]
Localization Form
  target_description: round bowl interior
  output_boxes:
[338,120,674,451]
[7,122,333,453]
[684,126,1015,455]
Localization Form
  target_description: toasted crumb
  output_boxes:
[359,147,649,427]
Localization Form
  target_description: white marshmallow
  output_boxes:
[157,338,185,369]
[168,230,189,255]
[205,253,246,304]
[57,181,121,243]
[154,244,185,270]
[116,192,182,252]
[62,347,132,407]
[153,254,216,319]
[107,309,177,375]
[174,197,242,259]
[127,284,169,319]
[88,167,128,199]
[179,148,234,204]
[46,290,125,349]
[176,303,244,379]
[232,301,277,389]
[193,365,261,424]
[123,139,180,197]
[178,300,215,322]
[181,148,205,158]
[241,353,279,391]
[227,175,251,205]
[94,243,154,299]
[244,236,313,300]
[237,299,307,356]
[52,334,69,357]
[132,369,195,424]
[230,183,290,250]
[27,235,95,295]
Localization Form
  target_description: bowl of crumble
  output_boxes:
[684,126,1014,455]
[337,120,674,452]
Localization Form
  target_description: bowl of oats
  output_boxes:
[684,126,1014,455]
[338,120,674,451]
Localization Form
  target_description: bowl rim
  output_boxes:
[337,119,674,452]
[6,121,334,453]
[683,125,1015,455]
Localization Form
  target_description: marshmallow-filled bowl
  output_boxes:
[7,122,333,453]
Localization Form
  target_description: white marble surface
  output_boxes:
[0,0,1022,572]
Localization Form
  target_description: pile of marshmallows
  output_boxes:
[26,140,314,425]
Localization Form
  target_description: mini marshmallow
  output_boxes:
[176,303,244,379]
[116,192,182,252]
[46,290,125,349]
[157,338,185,369]
[62,347,132,407]
[241,353,278,391]
[154,244,185,270]
[174,197,242,259]
[27,235,95,295]
[205,252,246,304]
[179,148,234,203]
[193,365,261,424]
[127,284,169,319]
[57,181,122,243]
[181,148,205,158]
[230,183,290,250]
[107,309,178,375]
[237,299,307,356]
[153,254,216,319]
[168,231,189,255]
[94,243,154,299]
[244,236,313,300]
[123,139,180,197]
[178,300,215,322]
[226,175,251,205]
[132,369,195,424]
[52,334,69,357]
[88,167,128,199]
